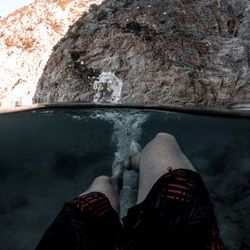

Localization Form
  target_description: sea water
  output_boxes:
[0,109,250,250]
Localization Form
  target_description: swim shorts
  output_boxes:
[36,169,225,250]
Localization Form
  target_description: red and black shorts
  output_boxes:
[36,169,225,250]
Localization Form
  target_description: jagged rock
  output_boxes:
[34,0,250,107]
[0,0,104,108]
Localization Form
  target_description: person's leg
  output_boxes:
[123,133,224,250]
[81,161,124,213]
[36,162,124,250]
[128,132,196,203]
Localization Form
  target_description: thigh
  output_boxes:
[137,133,196,203]
[82,175,120,212]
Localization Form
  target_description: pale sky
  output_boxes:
[0,0,34,18]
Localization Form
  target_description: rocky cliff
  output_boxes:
[0,0,103,108]
[34,0,250,107]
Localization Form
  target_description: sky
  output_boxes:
[0,0,34,18]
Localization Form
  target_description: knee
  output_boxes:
[154,132,176,143]
[93,175,110,184]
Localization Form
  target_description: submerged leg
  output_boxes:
[128,132,196,203]
[81,161,124,212]
[36,162,124,250]
[123,133,224,250]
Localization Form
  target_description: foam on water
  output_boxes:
[90,110,149,217]
[92,72,123,103]
[71,115,83,120]
[40,110,54,114]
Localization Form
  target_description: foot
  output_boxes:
[124,141,142,172]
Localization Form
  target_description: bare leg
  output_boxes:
[80,162,124,213]
[128,133,197,204]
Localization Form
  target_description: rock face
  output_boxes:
[0,0,103,108]
[34,0,250,106]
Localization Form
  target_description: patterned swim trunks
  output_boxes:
[36,169,224,250]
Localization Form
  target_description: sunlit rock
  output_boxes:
[0,0,104,108]
[34,0,250,107]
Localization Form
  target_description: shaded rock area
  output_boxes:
[34,0,250,106]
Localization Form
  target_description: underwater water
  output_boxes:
[0,108,250,250]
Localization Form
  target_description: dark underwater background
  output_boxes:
[0,109,250,250]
